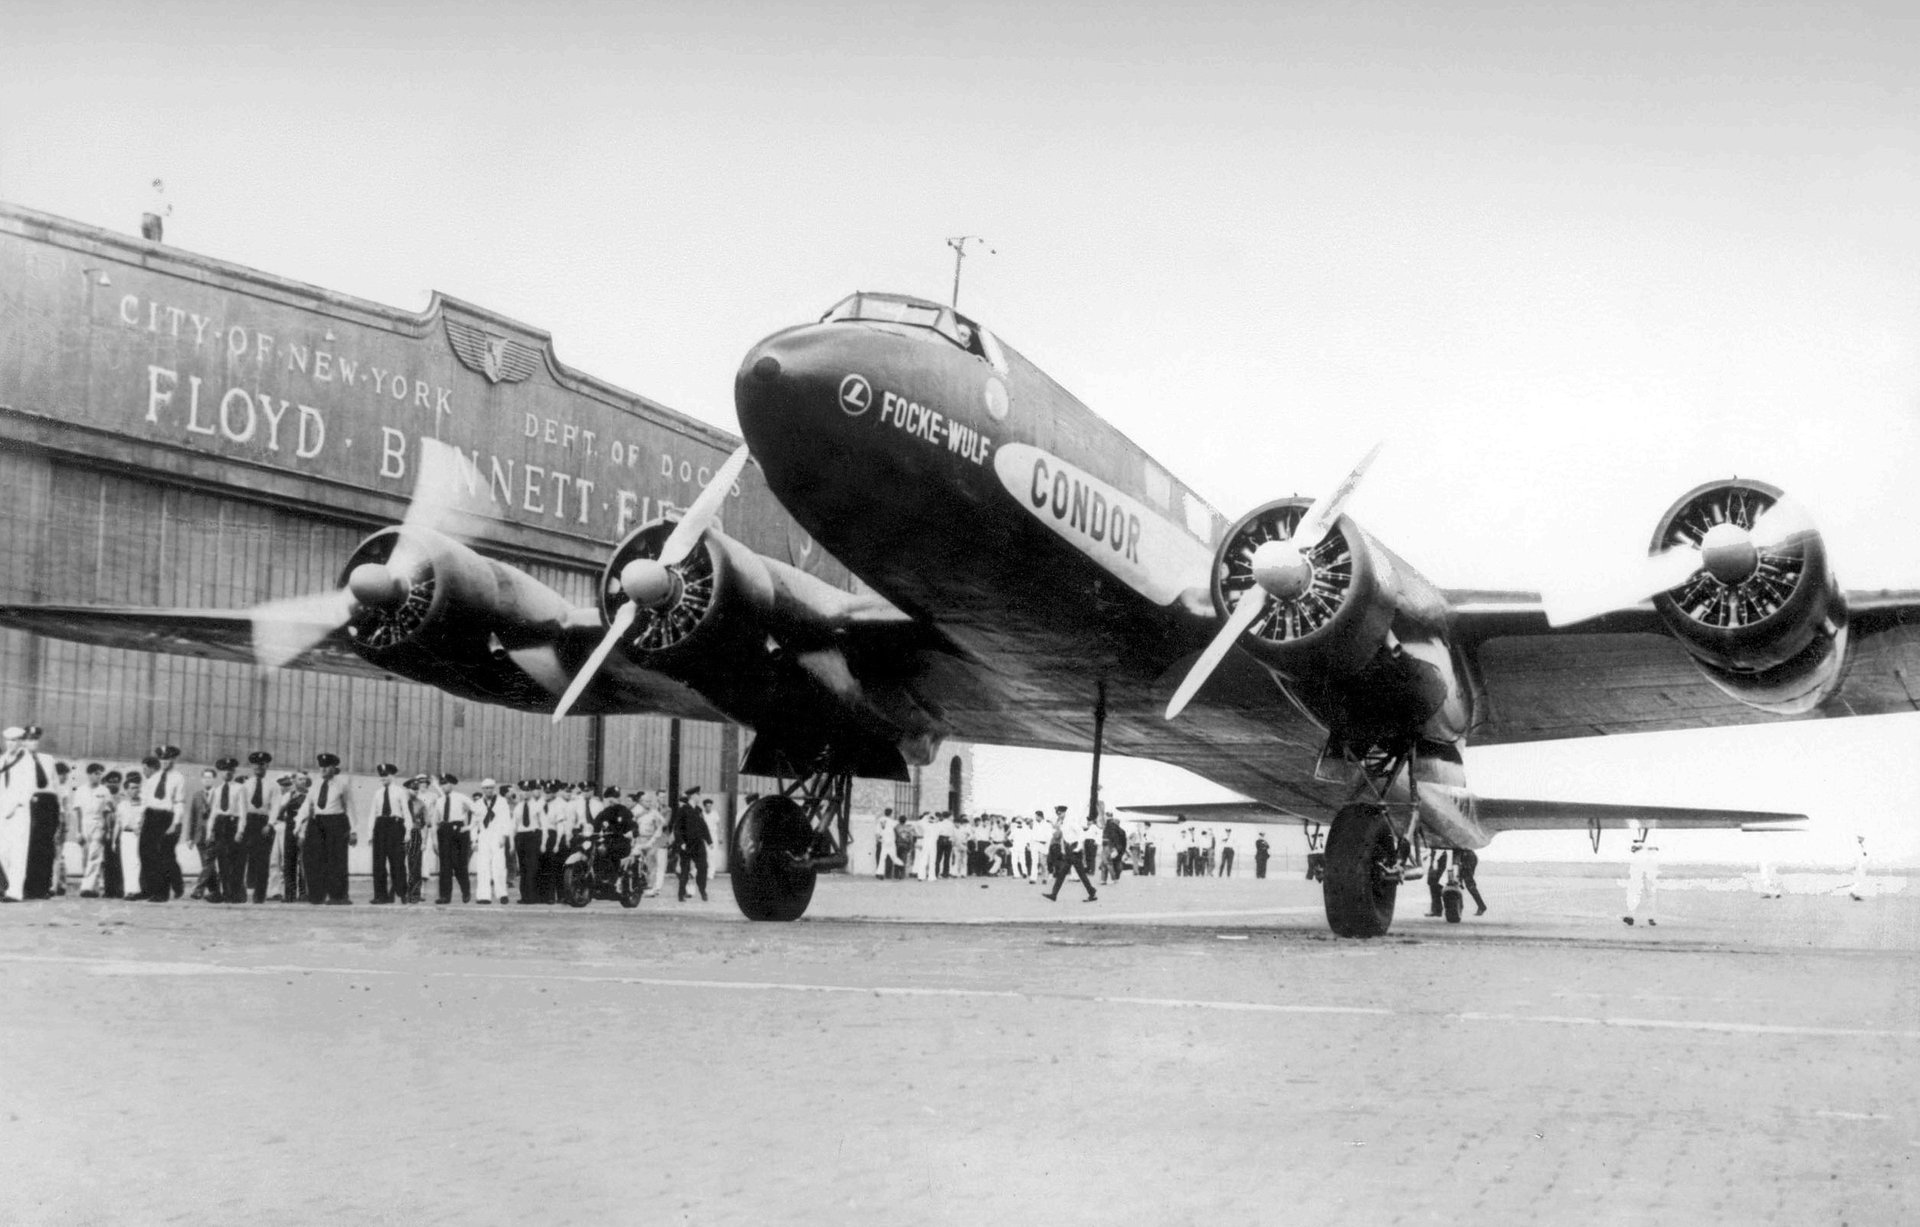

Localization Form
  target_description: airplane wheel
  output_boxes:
[1322,803,1398,938]
[562,862,592,908]
[1443,887,1462,924]
[730,796,817,922]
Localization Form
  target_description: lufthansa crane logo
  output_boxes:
[838,373,873,416]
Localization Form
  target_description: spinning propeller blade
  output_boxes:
[1542,546,1705,629]
[248,440,483,667]
[550,603,636,722]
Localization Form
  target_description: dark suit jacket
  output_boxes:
[672,804,712,851]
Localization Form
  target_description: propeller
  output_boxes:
[248,438,481,668]
[1165,443,1384,721]
[1542,492,1815,629]
[550,444,751,721]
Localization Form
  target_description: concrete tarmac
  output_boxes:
[2,867,1915,1226]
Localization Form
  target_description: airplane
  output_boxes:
[5,288,1918,936]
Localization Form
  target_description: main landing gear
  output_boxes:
[731,769,852,922]
[1320,744,1426,939]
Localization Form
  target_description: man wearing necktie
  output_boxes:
[239,751,278,904]
[366,762,411,904]
[432,774,473,904]
[140,745,186,903]
[300,753,352,904]
[514,781,545,905]
[207,757,247,903]
[469,780,511,904]
[273,773,308,902]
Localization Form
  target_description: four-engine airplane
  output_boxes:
[7,289,1919,935]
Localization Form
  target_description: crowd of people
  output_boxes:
[0,726,724,907]
[868,806,1279,900]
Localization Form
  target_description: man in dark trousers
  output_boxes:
[141,746,186,903]
[365,763,412,905]
[1043,806,1098,903]
[1457,847,1486,915]
[238,751,277,904]
[1254,833,1271,879]
[205,757,247,903]
[672,786,712,902]
[300,752,353,904]
[16,726,64,899]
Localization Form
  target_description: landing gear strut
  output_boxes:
[730,768,851,922]
[1321,743,1424,938]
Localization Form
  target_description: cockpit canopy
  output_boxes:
[821,292,1007,373]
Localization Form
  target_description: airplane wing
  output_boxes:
[1445,589,1920,745]
[0,602,388,680]
[1118,801,1317,825]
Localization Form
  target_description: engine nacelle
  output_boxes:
[1649,479,1848,714]
[339,526,574,708]
[1209,498,1400,679]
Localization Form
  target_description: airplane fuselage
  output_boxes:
[736,294,1481,839]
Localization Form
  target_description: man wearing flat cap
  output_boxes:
[238,752,278,904]
[5,726,64,899]
[514,780,545,905]
[138,744,187,903]
[364,762,413,905]
[299,752,352,904]
[428,774,473,905]
[205,757,249,903]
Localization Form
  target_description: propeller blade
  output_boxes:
[551,603,637,722]
[1293,441,1385,550]
[1165,589,1271,721]
[250,588,356,669]
[658,445,751,568]
[1542,546,1704,628]
[1750,496,1816,553]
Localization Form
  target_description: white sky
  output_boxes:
[4,0,1917,863]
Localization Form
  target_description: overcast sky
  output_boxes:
[4,0,1917,863]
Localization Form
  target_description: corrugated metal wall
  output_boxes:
[0,446,731,793]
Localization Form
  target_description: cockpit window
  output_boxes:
[821,292,1008,373]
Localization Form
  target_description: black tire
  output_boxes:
[1443,887,1462,924]
[619,862,644,909]
[730,796,817,922]
[562,861,592,908]
[1321,804,1399,938]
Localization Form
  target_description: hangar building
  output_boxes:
[0,203,969,861]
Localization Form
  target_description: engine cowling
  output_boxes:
[339,526,574,708]
[1210,498,1398,678]
[1649,479,1847,713]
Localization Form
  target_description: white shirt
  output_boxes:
[144,764,186,816]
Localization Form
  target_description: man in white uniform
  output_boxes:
[1623,823,1659,927]
[1849,835,1870,901]
[633,790,666,898]
[0,726,31,900]
[467,779,511,904]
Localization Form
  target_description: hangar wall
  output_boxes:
[0,202,929,816]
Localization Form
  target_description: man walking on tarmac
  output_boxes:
[672,786,712,902]
[1042,805,1098,903]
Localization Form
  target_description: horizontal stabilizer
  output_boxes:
[1475,797,1807,833]
[1118,800,1315,826]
